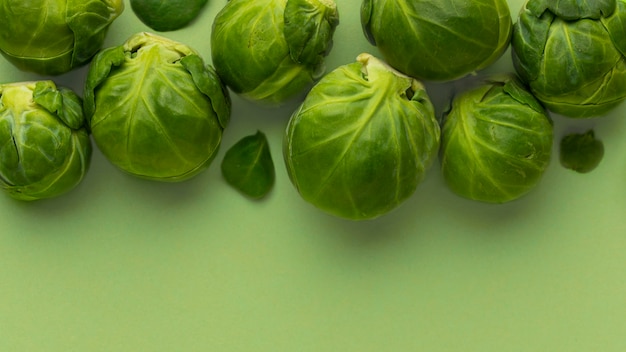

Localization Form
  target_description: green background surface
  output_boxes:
[2,0,626,351]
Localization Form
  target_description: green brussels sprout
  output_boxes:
[361,0,512,81]
[440,75,553,203]
[284,53,440,220]
[512,0,626,118]
[130,0,208,32]
[84,32,231,182]
[0,0,124,76]
[0,81,92,201]
[211,0,339,105]
[560,130,604,173]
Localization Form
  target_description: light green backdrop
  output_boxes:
[1,1,625,351]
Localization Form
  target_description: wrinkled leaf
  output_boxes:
[221,131,275,199]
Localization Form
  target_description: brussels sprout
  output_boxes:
[0,0,124,76]
[284,53,440,220]
[130,0,208,32]
[560,130,604,173]
[211,0,339,105]
[440,75,553,203]
[221,131,275,199]
[84,32,230,182]
[512,0,626,118]
[0,81,92,201]
[361,0,512,81]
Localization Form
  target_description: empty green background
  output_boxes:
[1,0,625,351]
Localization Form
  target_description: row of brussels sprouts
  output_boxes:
[0,0,623,221]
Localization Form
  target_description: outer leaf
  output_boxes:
[603,0,626,57]
[83,45,127,122]
[360,0,376,45]
[66,0,125,67]
[284,0,339,69]
[180,55,231,129]
[33,81,85,130]
[221,131,275,199]
[511,6,553,83]
[130,0,208,32]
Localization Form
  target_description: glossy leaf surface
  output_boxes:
[221,131,275,199]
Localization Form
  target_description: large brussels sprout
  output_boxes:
[0,0,124,76]
[361,0,512,81]
[211,0,339,105]
[284,53,440,220]
[0,81,91,201]
[511,0,626,118]
[84,32,230,182]
[440,75,553,203]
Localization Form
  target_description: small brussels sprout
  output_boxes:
[0,0,124,75]
[0,81,92,201]
[560,130,604,173]
[211,0,339,105]
[512,0,626,118]
[361,0,512,81]
[284,53,440,220]
[440,75,553,203]
[84,32,231,182]
[221,131,275,199]
[130,0,208,32]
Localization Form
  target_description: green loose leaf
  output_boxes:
[221,131,275,199]
[130,0,208,32]
[559,130,604,173]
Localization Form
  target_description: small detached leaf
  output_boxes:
[221,131,275,199]
[559,130,605,173]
